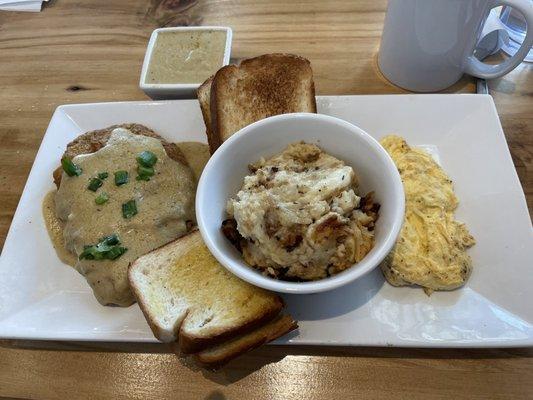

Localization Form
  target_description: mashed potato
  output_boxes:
[380,135,475,294]
[225,142,379,281]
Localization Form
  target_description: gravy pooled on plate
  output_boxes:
[176,141,211,182]
[49,128,196,306]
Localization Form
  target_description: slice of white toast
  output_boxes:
[197,53,317,154]
[128,230,287,354]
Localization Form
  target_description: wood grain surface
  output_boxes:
[0,0,532,399]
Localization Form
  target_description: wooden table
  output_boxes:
[1,1,532,399]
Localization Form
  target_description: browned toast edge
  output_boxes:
[193,314,298,369]
[198,76,214,145]
[179,298,283,354]
[208,66,233,154]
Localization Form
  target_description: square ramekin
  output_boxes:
[139,26,232,100]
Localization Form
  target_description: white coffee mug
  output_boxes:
[378,0,533,92]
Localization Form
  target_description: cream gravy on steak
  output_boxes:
[53,128,196,306]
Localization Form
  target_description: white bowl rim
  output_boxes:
[196,112,405,294]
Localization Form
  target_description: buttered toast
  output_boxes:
[128,230,296,357]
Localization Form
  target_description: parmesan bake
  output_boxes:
[224,142,379,281]
[379,135,475,294]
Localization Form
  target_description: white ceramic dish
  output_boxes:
[1,94,532,347]
[139,26,232,100]
[196,113,405,294]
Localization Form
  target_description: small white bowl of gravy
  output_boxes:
[140,26,232,99]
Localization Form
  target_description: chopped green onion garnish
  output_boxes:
[114,170,129,186]
[78,234,127,261]
[138,165,154,176]
[136,165,155,181]
[137,151,158,168]
[61,158,82,177]
[135,151,158,181]
[87,177,103,192]
[122,199,137,219]
[106,246,128,260]
[101,234,119,246]
[79,245,102,260]
[97,172,109,180]
[95,192,109,205]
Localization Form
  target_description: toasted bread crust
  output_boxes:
[53,123,188,187]
[194,315,298,369]
[197,76,214,145]
[208,53,317,153]
[209,65,229,153]
[207,74,223,154]
[178,297,283,354]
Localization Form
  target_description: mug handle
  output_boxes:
[465,0,533,79]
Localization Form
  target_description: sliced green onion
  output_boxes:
[122,199,137,219]
[61,158,82,177]
[135,151,158,181]
[79,234,127,261]
[137,151,158,168]
[138,165,154,176]
[114,170,129,186]
[79,245,101,260]
[95,192,109,205]
[97,172,109,180]
[106,246,128,260]
[136,165,155,181]
[87,177,103,192]
[101,234,119,246]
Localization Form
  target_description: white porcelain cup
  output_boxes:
[378,0,533,92]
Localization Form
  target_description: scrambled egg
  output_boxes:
[380,135,475,294]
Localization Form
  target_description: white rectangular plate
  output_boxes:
[1,94,532,347]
